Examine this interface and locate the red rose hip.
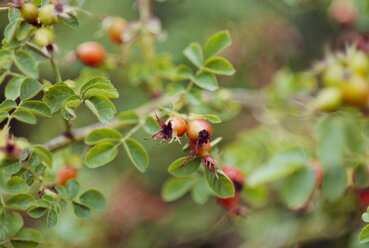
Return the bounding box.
[109,17,127,44]
[57,166,78,186]
[186,119,212,141]
[166,116,187,137]
[76,42,106,67]
[189,139,211,158]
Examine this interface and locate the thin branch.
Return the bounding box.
[41,89,266,152]
[42,94,180,151]
[50,58,62,82]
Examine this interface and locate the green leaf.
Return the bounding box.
[344,114,362,153]
[205,169,235,198]
[322,165,346,201]
[174,65,193,80]
[362,213,369,223]
[11,240,39,248]
[13,110,36,124]
[242,185,268,208]
[32,145,53,168]
[80,77,114,94]
[248,149,308,187]
[281,167,316,209]
[360,224,369,243]
[194,71,218,91]
[0,49,13,71]
[85,96,116,123]
[14,50,38,78]
[20,78,43,101]
[317,115,345,169]
[0,158,22,174]
[0,112,9,124]
[6,176,29,193]
[85,142,118,168]
[47,208,57,228]
[12,228,43,243]
[0,71,7,85]
[43,82,75,113]
[8,8,20,22]
[168,157,200,177]
[0,99,17,112]
[5,76,24,100]
[3,212,23,238]
[16,21,32,41]
[143,115,161,135]
[59,14,79,30]
[205,30,231,58]
[14,168,34,186]
[42,194,54,202]
[123,138,149,173]
[55,185,66,197]
[210,137,223,147]
[61,95,82,120]
[85,128,122,145]
[19,101,51,117]
[166,82,186,96]
[79,189,106,211]
[183,43,203,67]
[6,193,34,210]
[191,178,211,205]
[27,207,48,219]
[66,179,80,198]
[117,111,139,125]
[203,57,235,76]
[84,84,119,99]
[355,164,369,188]
[72,201,91,218]
[162,177,193,202]
[5,20,20,42]
[22,45,48,62]
[202,114,222,124]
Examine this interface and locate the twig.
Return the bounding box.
[42,94,180,151]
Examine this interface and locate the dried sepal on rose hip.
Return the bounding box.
[146,114,187,144]
[188,139,218,175]
[186,119,212,156]
[178,119,219,177]
[186,119,211,144]
[216,166,248,217]
[0,133,22,158]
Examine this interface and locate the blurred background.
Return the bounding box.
[2,0,369,247]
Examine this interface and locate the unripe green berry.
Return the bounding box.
[20,3,38,24]
[39,4,58,26]
[34,28,55,47]
[347,51,369,76]
[322,63,347,87]
[314,87,342,111]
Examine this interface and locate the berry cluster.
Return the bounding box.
[314,48,369,111]
[148,115,218,175]
[15,1,63,48]
[75,16,128,67]
[16,1,129,68]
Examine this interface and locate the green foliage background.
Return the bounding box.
[2,0,369,247]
